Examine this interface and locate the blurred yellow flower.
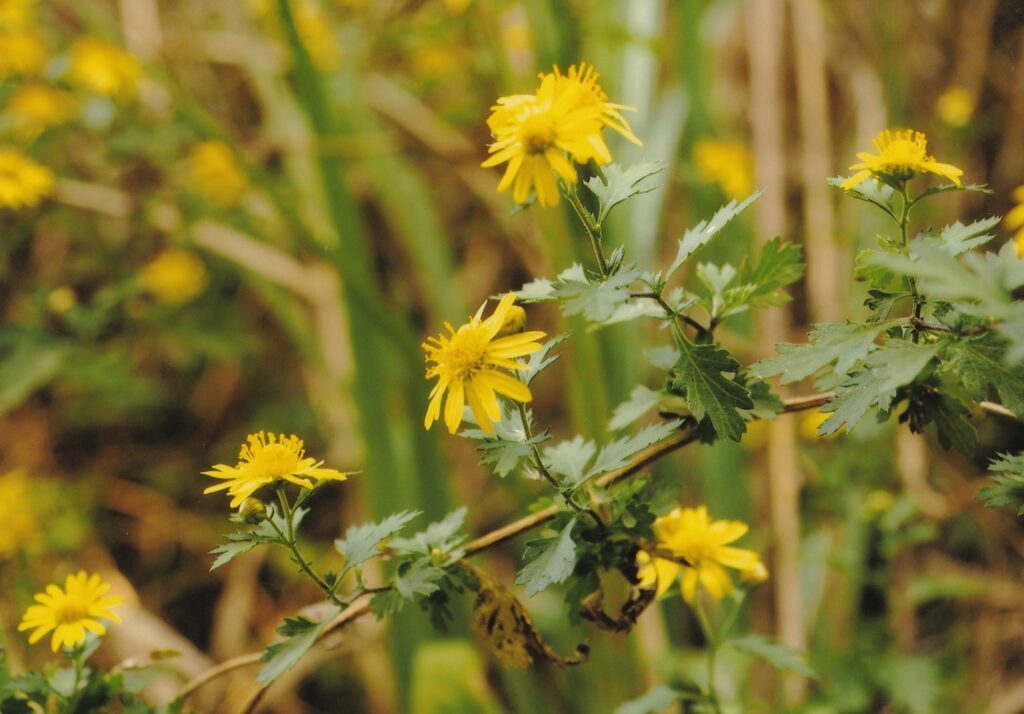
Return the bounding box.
[187,140,249,207]
[18,571,122,652]
[0,148,53,208]
[693,138,754,199]
[203,432,347,508]
[423,293,545,434]
[0,0,36,29]
[47,285,77,313]
[798,409,841,441]
[0,29,46,77]
[841,129,962,190]
[637,505,762,602]
[1005,186,1024,258]
[138,249,209,304]
[68,37,141,99]
[412,43,459,80]
[250,0,341,71]
[5,84,75,140]
[0,470,40,557]
[482,63,635,207]
[443,0,471,13]
[936,86,975,128]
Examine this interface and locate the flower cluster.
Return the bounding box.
[637,506,766,602]
[482,62,640,207]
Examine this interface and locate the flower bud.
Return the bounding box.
[238,497,267,524]
[497,304,527,336]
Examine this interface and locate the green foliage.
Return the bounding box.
[752,321,893,385]
[554,266,643,323]
[584,161,665,223]
[334,510,421,574]
[669,334,753,441]
[820,341,939,434]
[515,518,578,596]
[919,216,999,256]
[978,452,1024,515]
[543,420,680,490]
[667,192,762,278]
[734,237,805,308]
[390,508,468,562]
[613,685,685,714]
[941,335,1024,416]
[258,616,328,686]
[608,385,663,430]
[727,634,817,679]
[209,506,307,571]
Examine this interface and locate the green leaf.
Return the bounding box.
[584,420,683,483]
[258,616,328,685]
[820,341,940,434]
[913,182,993,203]
[584,161,665,223]
[614,685,685,714]
[670,335,753,441]
[394,559,447,600]
[209,510,293,571]
[827,175,897,218]
[978,452,1024,515]
[543,436,595,485]
[920,216,999,256]
[0,337,69,416]
[390,507,468,559]
[878,655,940,714]
[334,510,421,572]
[941,335,1024,417]
[667,192,761,278]
[554,267,641,323]
[209,538,261,571]
[524,333,568,385]
[608,385,663,431]
[515,519,577,596]
[751,321,893,385]
[735,238,804,308]
[515,264,586,303]
[728,634,817,679]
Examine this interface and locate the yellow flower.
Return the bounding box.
[0,148,53,208]
[693,138,754,200]
[936,86,975,128]
[841,129,963,190]
[0,469,39,557]
[423,293,546,434]
[138,249,209,304]
[1005,186,1024,258]
[797,410,841,441]
[203,432,347,508]
[637,506,762,602]
[187,140,249,207]
[68,37,141,99]
[5,84,75,141]
[481,62,636,207]
[0,29,46,77]
[18,571,122,652]
[0,0,35,29]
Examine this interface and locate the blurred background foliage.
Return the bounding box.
[2,0,1024,712]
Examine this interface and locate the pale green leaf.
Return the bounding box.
[584,161,665,223]
[609,385,663,431]
[515,519,577,596]
[751,321,894,385]
[543,436,595,485]
[258,616,328,685]
[334,510,421,572]
[728,634,817,679]
[667,192,761,278]
[554,267,641,323]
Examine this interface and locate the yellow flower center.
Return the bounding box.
[519,113,555,154]
[437,327,490,380]
[54,601,88,626]
[243,443,303,481]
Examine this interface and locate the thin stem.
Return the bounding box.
[274,490,344,607]
[514,401,606,530]
[630,291,709,336]
[897,184,924,341]
[563,184,609,278]
[693,596,720,700]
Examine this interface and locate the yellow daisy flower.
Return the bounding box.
[0,29,46,78]
[187,140,249,207]
[0,148,53,208]
[18,571,122,652]
[68,37,141,100]
[693,138,755,200]
[481,66,614,207]
[637,505,763,602]
[5,84,75,141]
[1005,186,1024,258]
[423,293,546,435]
[840,129,963,190]
[138,249,209,304]
[203,432,347,508]
[550,62,641,147]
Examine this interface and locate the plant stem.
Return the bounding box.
[563,183,609,278]
[897,184,924,341]
[514,401,606,530]
[274,490,345,607]
[694,596,720,702]
[630,290,709,337]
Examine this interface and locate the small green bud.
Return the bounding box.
[238,497,267,524]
